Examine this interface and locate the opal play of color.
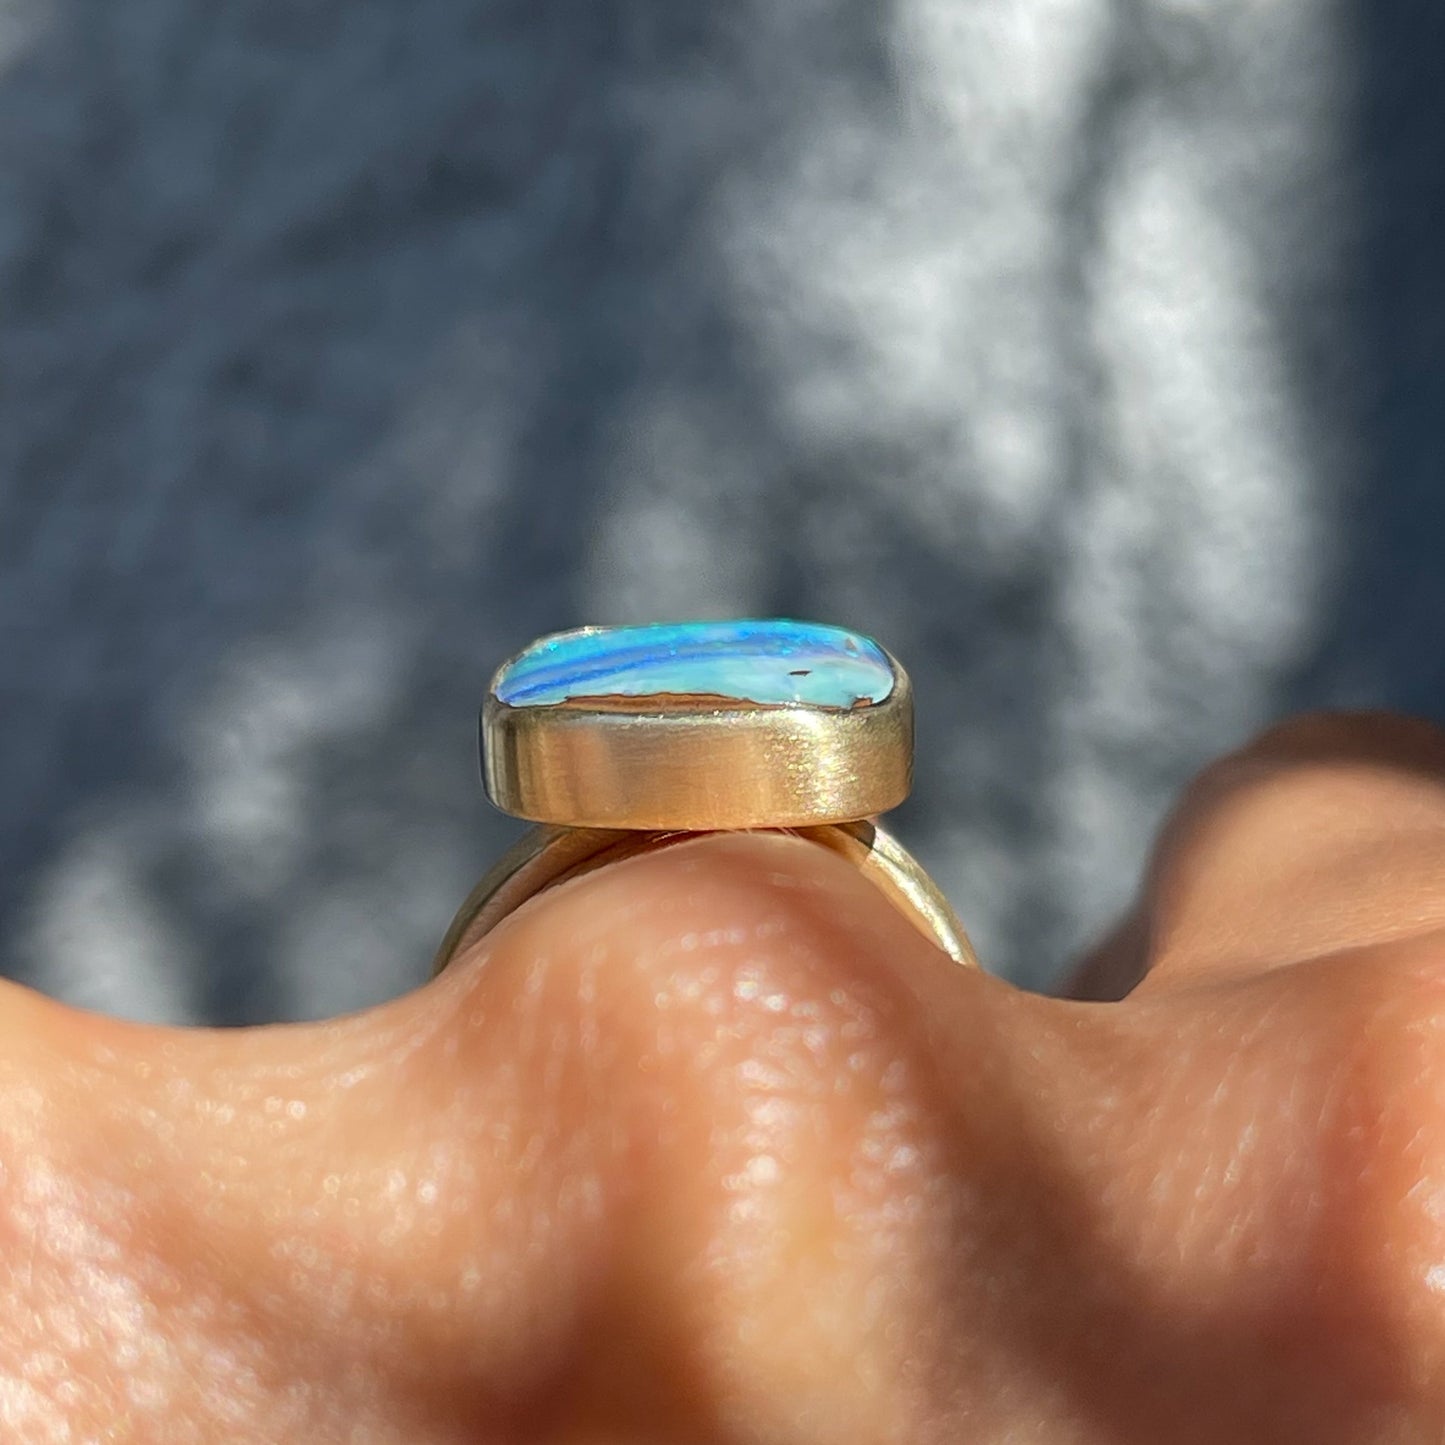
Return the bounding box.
[494,620,895,710]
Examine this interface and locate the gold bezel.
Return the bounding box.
[481,646,913,830]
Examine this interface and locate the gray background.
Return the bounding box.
[1,0,1441,1023]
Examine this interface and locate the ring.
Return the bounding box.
[431,619,978,973]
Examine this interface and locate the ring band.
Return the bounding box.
[432,620,977,972]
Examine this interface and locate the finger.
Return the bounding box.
[0,834,1040,1441]
[1074,927,1445,1440]
[7,830,1445,1441]
[1089,711,1445,994]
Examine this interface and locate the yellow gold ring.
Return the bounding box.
[431,620,977,972]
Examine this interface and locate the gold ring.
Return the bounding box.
[431,620,978,972]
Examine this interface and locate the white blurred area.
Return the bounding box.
[581,0,1351,985]
[0,0,1362,1017]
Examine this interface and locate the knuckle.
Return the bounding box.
[1145,712,1445,974]
[1178,710,1445,830]
[437,834,989,1432]
[1238,710,1445,770]
[1180,708,1445,804]
[1182,710,1445,815]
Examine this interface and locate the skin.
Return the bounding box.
[2,711,1445,1442]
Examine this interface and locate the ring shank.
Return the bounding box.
[431,821,978,975]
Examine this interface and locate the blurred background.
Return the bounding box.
[1,0,1441,1023]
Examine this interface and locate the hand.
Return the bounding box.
[3,712,1444,1443]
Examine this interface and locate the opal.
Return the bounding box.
[494,619,895,710]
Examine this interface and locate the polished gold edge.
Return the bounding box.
[482,652,914,830]
[430,821,978,976]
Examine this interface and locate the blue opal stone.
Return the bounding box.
[494,619,894,710]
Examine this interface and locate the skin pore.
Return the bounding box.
[2,712,1445,1442]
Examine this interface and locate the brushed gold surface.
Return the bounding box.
[482,652,913,830]
[430,821,978,974]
